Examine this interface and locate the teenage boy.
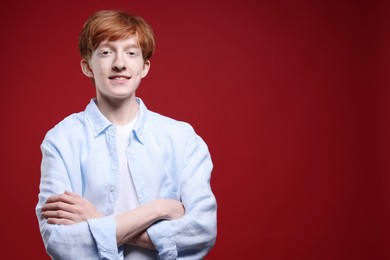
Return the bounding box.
[36,10,217,260]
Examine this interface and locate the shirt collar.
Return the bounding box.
[133,98,147,144]
[85,98,148,143]
[85,99,112,137]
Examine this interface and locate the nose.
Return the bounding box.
[112,54,126,72]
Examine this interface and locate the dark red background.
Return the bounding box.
[1,1,389,259]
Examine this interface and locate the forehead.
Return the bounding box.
[98,34,141,48]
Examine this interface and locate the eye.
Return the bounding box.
[127,51,139,57]
[100,50,112,56]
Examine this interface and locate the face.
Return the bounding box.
[81,35,150,102]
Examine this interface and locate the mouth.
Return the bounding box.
[108,75,131,80]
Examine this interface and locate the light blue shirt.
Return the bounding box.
[35,98,217,260]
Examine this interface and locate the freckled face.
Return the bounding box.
[81,35,150,102]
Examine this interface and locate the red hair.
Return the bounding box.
[78,10,155,60]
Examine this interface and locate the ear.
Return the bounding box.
[141,60,151,78]
[80,59,94,78]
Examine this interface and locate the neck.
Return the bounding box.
[96,95,139,126]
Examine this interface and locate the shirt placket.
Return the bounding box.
[105,125,119,215]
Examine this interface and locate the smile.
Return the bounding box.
[109,75,131,80]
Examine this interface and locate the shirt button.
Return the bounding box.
[109,186,115,192]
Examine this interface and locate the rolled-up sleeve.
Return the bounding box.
[147,124,217,259]
[36,141,120,260]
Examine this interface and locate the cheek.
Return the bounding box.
[130,59,148,74]
[136,64,149,76]
[137,67,146,76]
[92,63,110,77]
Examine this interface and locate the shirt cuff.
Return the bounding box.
[87,215,119,259]
[147,220,177,259]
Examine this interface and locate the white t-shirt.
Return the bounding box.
[114,115,156,259]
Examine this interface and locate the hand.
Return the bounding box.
[41,191,104,225]
[154,199,185,220]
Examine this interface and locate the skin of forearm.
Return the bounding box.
[125,231,155,250]
[115,200,168,245]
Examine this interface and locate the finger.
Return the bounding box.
[64,190,82,198]
[42,209,72,219]
[45,193,77,205]
[42,201,76,213]
[47,217,76,225]
[43,207,88,224]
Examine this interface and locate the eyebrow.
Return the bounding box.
[99,42,141,49]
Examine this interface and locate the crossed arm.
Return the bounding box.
[41,191,185,248]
